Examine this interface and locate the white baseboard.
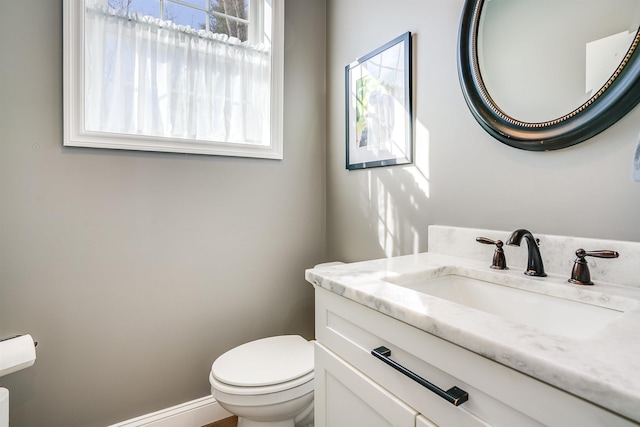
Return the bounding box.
[108,395,232,427]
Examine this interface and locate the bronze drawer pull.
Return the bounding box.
[372,346,469,406]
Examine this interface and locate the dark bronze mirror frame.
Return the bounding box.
[458,0,640,151]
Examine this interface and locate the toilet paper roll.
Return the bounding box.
[0,335,36,378]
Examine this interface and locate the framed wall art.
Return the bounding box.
[346,32,413,170]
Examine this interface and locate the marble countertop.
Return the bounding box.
[306,251,640,423]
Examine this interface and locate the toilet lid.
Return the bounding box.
[211,335,313,387]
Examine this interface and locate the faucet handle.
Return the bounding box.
[476,237,508,270]
[568,249,619,286]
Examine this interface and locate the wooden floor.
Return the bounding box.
[202,415,238,427]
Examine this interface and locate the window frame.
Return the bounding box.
[63,0,284,159]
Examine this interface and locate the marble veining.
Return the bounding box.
[306,226,640,423]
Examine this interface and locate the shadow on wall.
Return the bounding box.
[356,120,431,257]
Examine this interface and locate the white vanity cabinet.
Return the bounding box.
[314,287,638,427]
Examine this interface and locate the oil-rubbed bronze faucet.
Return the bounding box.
[506,229,546,277]
[569,249,619,285]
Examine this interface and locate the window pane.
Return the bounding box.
[108,0,161,18]
[165,1,207,29]
[211,0,248,20]
[210,15,249,41]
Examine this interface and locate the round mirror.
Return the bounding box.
[458,0,640,151]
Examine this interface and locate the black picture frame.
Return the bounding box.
[346,32,413,169]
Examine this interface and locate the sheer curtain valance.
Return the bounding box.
[84,5,271,146]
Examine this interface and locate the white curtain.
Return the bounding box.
[84,6,271,145]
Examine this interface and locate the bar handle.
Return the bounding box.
[371,346,469,406]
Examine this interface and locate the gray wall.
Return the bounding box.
[326,0,640,263]
[0,1,326,426]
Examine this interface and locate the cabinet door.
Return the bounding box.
[315,343,417,427]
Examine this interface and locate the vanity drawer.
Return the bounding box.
[315,287,637,427]
[315,343,418,427]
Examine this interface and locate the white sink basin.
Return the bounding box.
[389,273,625,339]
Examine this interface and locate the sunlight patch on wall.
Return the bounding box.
[411,121,431,197]
[365,121,431,257]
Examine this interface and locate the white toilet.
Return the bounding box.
[209,335,314,427]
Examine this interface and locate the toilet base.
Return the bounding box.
[214,390,313,427]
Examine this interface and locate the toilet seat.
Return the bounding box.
[211,335,314,395]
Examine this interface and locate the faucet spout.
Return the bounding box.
[506,229,546,277]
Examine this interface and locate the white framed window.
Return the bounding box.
[63,0,284,159]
